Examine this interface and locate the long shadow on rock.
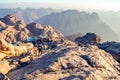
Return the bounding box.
[59,75,84,80]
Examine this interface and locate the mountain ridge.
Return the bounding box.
[35,10,119,42]
[0,8,118,42]
[0,8,55,23]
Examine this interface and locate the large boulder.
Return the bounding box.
[75,33,101,46]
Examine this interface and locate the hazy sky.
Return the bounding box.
[0,0,120,11]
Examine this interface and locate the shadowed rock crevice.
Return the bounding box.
[80,55,94,67]
[59,75,84,80]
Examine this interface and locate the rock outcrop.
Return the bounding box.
[75,33,101,46]
[1,14,18,25]
[75,33,120,64]
[98,41,120,63]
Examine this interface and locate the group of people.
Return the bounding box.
[27,36,65,56]
[34,38,46,55]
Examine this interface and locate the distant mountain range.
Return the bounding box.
[0,8,55,23]
[35,10,119,42]
[0,8,119,42]
[97,11,120,33]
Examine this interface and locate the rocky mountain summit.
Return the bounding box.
[0,14,120,80]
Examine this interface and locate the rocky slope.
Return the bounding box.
[6,40,120,80]
[36,10,119,42]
